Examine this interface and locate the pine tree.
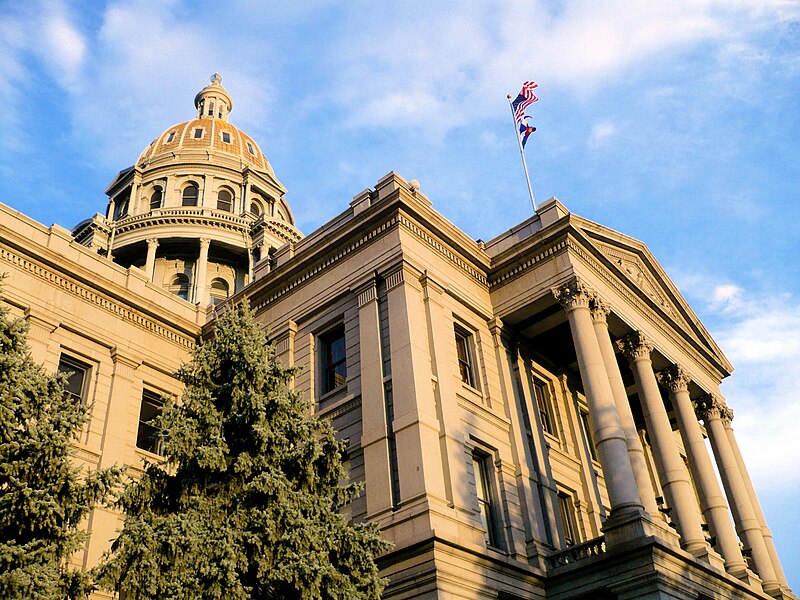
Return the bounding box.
[95,302,390,599]
[0,283,120,599]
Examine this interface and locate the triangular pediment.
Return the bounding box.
[571,217,732,372]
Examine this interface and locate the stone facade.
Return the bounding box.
[0,76,794,600]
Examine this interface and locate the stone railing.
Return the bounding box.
[544,536,607,569]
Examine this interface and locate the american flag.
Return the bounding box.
[511,81,539,123]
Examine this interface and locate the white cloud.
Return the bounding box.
[40,8,87,90]
[589,120,618,147]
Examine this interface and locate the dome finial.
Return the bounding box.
[211,72,222,85]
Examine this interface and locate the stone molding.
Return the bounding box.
[489,239,569,287]
[0,245,197,350]
[658,365,690,393]
[617,331,653,362]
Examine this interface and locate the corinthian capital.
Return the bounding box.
[589,295,610,323]
[658,364,690,393]
[552,277,593,311]
[617,331,653,362]
[694,394,733,424]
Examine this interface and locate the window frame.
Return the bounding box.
[557,489,581,547]
[318,324,347,397]
[192,127,204,139]
[578,405,598,461]
[182,183,199,207]
[149,187,163,210]
[216,188,233,212]
[221,131,231,144]
[471,449,504,550]
[136,389,165,456]
[57,354,91,405]
[533,378,556,437]
[454,324,479,390]
[166,131,175,143]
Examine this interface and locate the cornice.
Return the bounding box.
[0,244,198,351]
[488,238,570,287]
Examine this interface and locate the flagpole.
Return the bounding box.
[507,95,537,212]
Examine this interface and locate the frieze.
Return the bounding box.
[0,246,197,350]
[488,239,569,287]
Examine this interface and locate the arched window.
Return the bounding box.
[113,197,129,220]
[209,278,230,304]
[170,273,190,300]
[182,183,199,206]
[208,101,214,116]
[150,187,163,210]
[249,200,263,217]
[217,189,233,212]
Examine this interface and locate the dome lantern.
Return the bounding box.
[194,72,233,122]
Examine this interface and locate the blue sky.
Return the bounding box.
[1,0,798,586]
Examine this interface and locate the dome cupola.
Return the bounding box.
[72,74,302,307]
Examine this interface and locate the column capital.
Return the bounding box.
[658,364,690,393]
[552,277,593,311]
[199,237,211,249]
[695,393,733,424]
[146,237,159,247]
[589,295,611,323]
[617,331,653,362]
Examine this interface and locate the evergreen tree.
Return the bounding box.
[95,302,390,599]
[0,283,120,599]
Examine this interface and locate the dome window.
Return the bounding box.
[221,132,231,144]
[166,131,175,143]
[207,101,214,117]
[193,128,204,139]
[182,183,199,207]
[209,278,230,304]
[150,188,163,210]
[170,273,191,300]
[249,199,263,216]
[246,142,255,155]
[217,189,233,212]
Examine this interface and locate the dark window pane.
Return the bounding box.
[150,189,162,209]
[221,132,231,143]
[136,391,164,454]
[193,128,203,139]
[321,326,346,394]
[534,380,554,435]
[182,185,199,206]
[217,190,232,212]
[58,356,89,403]
[455,328,476,388]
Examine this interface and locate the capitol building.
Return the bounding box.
[0,75,794,600]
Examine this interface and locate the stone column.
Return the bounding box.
[619,332,707,557]
[697,395,781,596]
[589,298,662,520]
[552,279,643,521]
[724,420,790,589]
[355,279,394,518]
[145,238,159,281]
[659,366,746,576]
[193,238,210,305]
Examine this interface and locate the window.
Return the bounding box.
[149,187,163,210]
[533,379,555,435]
[473,451,502,548]
[193,128,203,139]
[166,131,175,143]
[578,408,597,461]
[557,490,580,547]
[208,101,214,116]
[113,197,129,220]
[209,278,229,304]
[136,390,164,455]
[454,326,478,388]
[57,355,90,404]
[182,183,199,206]
[246,141,255,155]
[320,325,346,394]
[221,131,231,144]
[217,189,233,212]
[170,273,191,300]
[249,199,263,216]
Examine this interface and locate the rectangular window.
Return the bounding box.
[193,128,203,139]
[57,355,90,403]
[473,451,502,549]
[320,325,347,395]
[578,408,597,461]
[454,326,478,388]
[221,131,231,143]
[246,142,255,155]
[557,490,580,547]
[533,379,555,435]
[136,390,164,455]
[166,131,175,142]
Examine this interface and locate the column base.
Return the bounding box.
[764,582,798,600]
[687,544,726,571]
[602,507,681,550]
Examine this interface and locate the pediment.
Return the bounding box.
[572,218,731,371]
